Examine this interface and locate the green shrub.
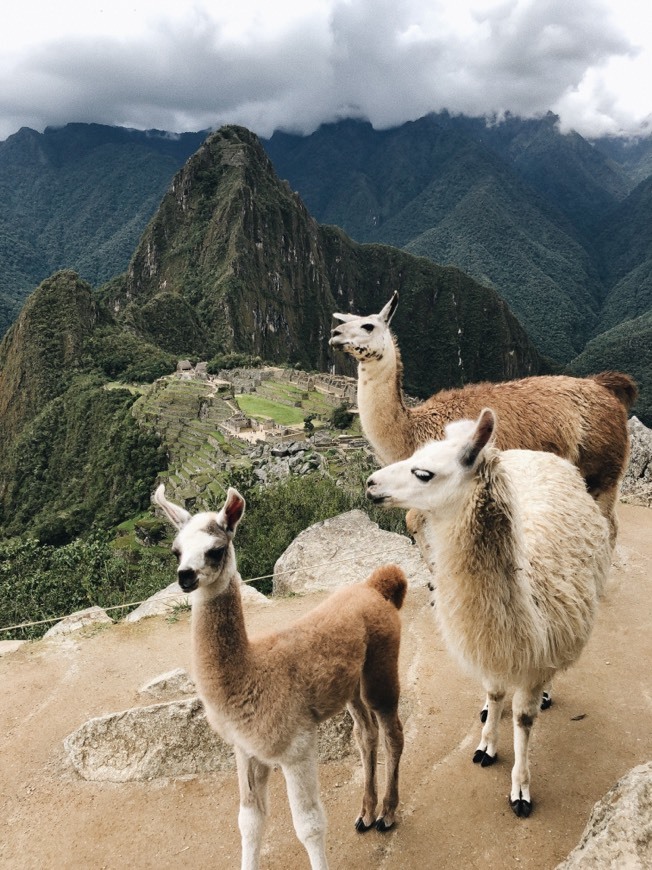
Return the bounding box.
[206,353,263,373]
[330,403,354,429]
[0,533,174,640]
[87,329,177,383]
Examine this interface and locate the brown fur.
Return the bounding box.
[190,559,407,849]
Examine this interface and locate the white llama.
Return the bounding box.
[366,409,610,817]
[154,484,406,870]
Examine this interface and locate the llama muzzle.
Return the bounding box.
[177,568,198,593]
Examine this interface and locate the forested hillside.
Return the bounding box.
[0,127,545,548]
[0,124,207,335]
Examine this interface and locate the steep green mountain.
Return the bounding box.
[0,271,166,541]
[1,115,651,375]
[0,126,548,544]
[0,124,207,335]
[592,135,652,188]
[106,125,546,392]
[569,310,652,426]
[595,175,652,334]
[434,112,631,238]
[263,116,606,362]
[0,271,100,445]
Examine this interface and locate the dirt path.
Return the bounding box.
[1,503,650,870]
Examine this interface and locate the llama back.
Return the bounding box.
[414,374,627,459]
[503,449,611,601]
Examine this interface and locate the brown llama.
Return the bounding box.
[330,291,637,547]
[154,484,406,870]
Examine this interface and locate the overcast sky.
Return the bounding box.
[1,0,651,143]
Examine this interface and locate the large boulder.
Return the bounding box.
[621,417,652,507]
[124,579,269,623]
[273,509,430,595]
[556,761,652,869]
[63,698,353,782]
[44,606,113,638]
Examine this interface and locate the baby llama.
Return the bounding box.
[154,484,406,870]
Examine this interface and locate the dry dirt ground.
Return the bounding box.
[1,503,650,870]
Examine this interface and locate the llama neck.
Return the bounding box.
[426,457,537,669]
[191,572,252,702]
[356,337,415,463]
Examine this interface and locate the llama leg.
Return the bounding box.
[347,690,379,831]
[361,656,404,831]
[282,744,328,870]
[593,484,619,549]
[474,683,505,766]
[374,707,404,831]
[235,746,271,870]
[509,686,542,818]
[482,682,548,723]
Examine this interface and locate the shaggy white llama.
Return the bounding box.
[366,409,611,816]
[154,484,406,870]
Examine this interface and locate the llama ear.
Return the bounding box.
[332,311,357,323]
[459,408,496,468]
[379,291,399,324]
[153,484,191,529]
[222,487,246,534]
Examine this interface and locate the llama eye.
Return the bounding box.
[361,323,375,332]
[412,468,435,483]
[171,549,181,563]
[206,546,225,561]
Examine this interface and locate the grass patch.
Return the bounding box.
[235,394,306,426]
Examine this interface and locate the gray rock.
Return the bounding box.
[621,417,652,507]
[123,582,189,623]
[64,698,232,781]
[124,580,269,623]
[64,699,353,782]
[556,761,652,869]
[44,606,113,638]
[273,509,431,595]
[138,668,196,699]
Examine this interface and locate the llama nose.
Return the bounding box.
[178,568,198,592]
[366,476,387,504]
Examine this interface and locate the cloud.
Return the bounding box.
[0,0,648,141]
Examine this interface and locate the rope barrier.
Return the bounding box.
[0,545,410,635]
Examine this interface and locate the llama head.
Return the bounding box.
[329,291,398,362]
[366,408,496,514]
[153,485,245,596]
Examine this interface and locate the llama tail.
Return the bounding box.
[366,564,408,610]
[590,371,638,410]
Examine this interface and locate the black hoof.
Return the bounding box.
[473,749,497,766]
[355,817,373,833]
[541,693,552,711]
[480,707,488,723]
[510,796,533,818]
[375,817,394,832]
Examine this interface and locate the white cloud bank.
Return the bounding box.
[0,0,650,142]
